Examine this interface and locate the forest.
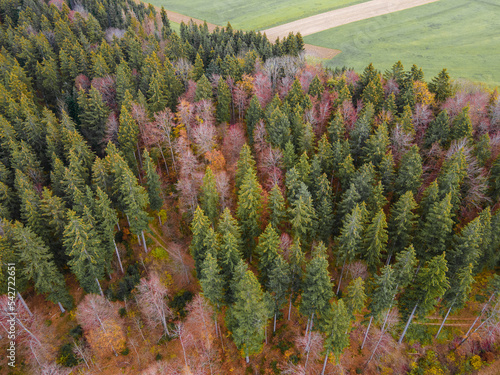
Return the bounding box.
[0,0,499,374]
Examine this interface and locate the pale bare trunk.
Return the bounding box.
[114,239,124,273]
[337,258,346,294]
[361,316,373,349]
[435,305,453,339]
[288,295,293,320]
[158,143,169,174]
[273,313,277,332]
[96,278,104,297]
[58,302,65,313]
[321,348,329,375]
[398,303,418,344]
[17,292,33,317]
[141,231,148,253]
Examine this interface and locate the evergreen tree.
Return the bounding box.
[474,133,491,166]
[300,242,334,331]
[245,95,262,144]
[345,277,367,315]
[219,230,242,303]
[147,71,169,114]
[77,87,109,153]
[289,183,316,246]
[315,173,334,242]
[195,74,212,102]
[429,68,452,102]
[63,209,105,295]
[417,193,454,261]
[288,239,305,319]
[308,75,323,98]
[363,122,389,167]
[235,143,256,191]
[424,110,450,148]
[449,106,473,142]
[200,251,224,317]
[350,103,375,162]
[115,61,135,108]
[143,149,163,212]
[255,223,280,286]
[268,184,286,229]
[322,299,351,374]
[237,168,264,259]
[192,53,204,81]
[447,216,483,275]
[267,254,291,331]
[363,209,388,272]
[226,269,269,363]
[200,166,219,225]
[394,145,423,197]
[216,77,231,123]
[267,106,291,148]
[387,191,418,262]
[190,206,212,278]
[379,151,395,194]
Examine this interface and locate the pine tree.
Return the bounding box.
[267,254,291,332]
[268,184,286,229]
[387,191,418,262]
[13,223,73,310]
[143,149,163,212]
[429,69,452,102]
[190,206,212,278]
[216,77,231,123]
[77,87,109,153]
[288,239,305,319]
[300,242,334,332]
[200,166,220,225]
[399,253,449,343]
[63,209,105,295]
[245,95,262,144]
[424,110,450,148]
[235,143,256,191]
[255,223,280,286]
[363,209,388,272]
[195,74,212,102]
[236,168,264,259]
[345,277,367,315]
[394,145,423,197]
[267,106,291,148]
[449,106,473,142]
[336,203,368,293]
[226,269,269,363]
[322,299,350,375]
[315,173,334,243]
[417,192,454,261]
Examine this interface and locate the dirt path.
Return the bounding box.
[261,0,439,41]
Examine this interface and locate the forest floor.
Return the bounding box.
[261,0,439,40]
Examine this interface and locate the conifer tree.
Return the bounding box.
[288,239,305,320]
[345,277,367,315]
[417,192,454,261]
[255,223,280,286]
[387,191,418,263]
[474,133,491,166]
[64,209,105,295]
[363,209,388,272]
[394,145,423,197]
[200,251,224,333]
[236,168,264,259]
[13,223,73,311]
[379,151,395,194]
[216,77,231,123]
[226,269,269,363]
[195,74,212,102]
[190,206,212,278]
[143,149,163,212]
[308,75,323,98]
[200,166,220,225]
[336,203,368,293]
[447,216,483,275]
[363,122,389,167]
[429,69,452,102]
[289,183,316,246]
[245,95,262,143]
[235,143,256,191]
[219,230,242,303]
[350,102,375,162]
[491,155,500,201]
[321,299,350,375]
[424,110,450,148]
[300,242,334,333]
[267,254,291,332]
[268,183,286,229]
[449,106,473,142]
[192,53,204,81]
[315,173,334,242]
[77,87,109,153]
[437,149,467,211]
[267,106,291,148]
[328,110,346,143]
[399,253,449,343]
[147,71,169,114]
[115,61,135,108]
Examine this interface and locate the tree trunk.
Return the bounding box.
[17,292,33,317]
[141,231,148,253]
[158,143,169,174]
[361,316,373,349]
[16,317,41,345]
[273,313,277,332]
[366,308,392,368]
[245,355,249,363]
[58,302,66,314]
[305,317,311,336]
[337,258,347,294]
[398,303,418,344]
[288,295,292,320]
[386,252,392,265]
[265,325,268,344]
[114,239,124,274]
[96,278,104,297]
[435,304,453,339]
[126,214,131,227]
[307,312,315,345]
[116,221,120,231]
[321,348,330,375]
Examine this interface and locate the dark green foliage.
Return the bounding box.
[394,145,423,197]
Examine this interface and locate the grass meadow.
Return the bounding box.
[303,0,500,87]
[150,0,367,30]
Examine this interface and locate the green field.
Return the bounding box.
[149,0,367,30]
[304,0,500,87]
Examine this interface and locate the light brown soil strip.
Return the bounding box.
[262,0,439,41]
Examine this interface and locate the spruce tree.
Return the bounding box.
[236,168,264,259]
[226,269,269,363]
[143,149,163,212]
[449,106,473,142]
[190,206,211,278]
[200,166,219,225]
[216,77,231,123]
[235,143,256,191]
[255,223,280,286]
[289,183,316,246]
[245,95,262,144]
[77,87,109,153]
[363,122,389,167]
[387,191,418,262]
[345,277,367,315]
[267,254,291,332]
[424,110,450,148]
[322,299,350,375]
[315,173,334,243]
[394,145,423,197]
[429,69,452,102]
[267,106,291,148]
[195,74,212,102]
[288,239,305,319]
[363,209,388,273]
[268,183,286,229]
[200,251,224,321]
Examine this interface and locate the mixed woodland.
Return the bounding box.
[0,0,500,374]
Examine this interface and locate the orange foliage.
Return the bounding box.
[205,149,226,171]
[86,320,126,358]
[413,81,435,106]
